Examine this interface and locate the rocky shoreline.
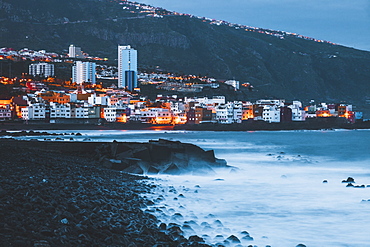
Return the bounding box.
[174,119,370,131]
[0,139,212,246]
[1,118,370,132]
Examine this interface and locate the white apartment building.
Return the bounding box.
[288,101,306,121]
[262,105,280,123]
[68,45,84,58]
[118,45,137,90]
[170,101,186,114]
[232,101,243,123]
[104,105,130,122]
[29,63,54,77]
[215,102,242,124]
[88,94,109,106]
[185,96,226,106]
[71,107,89,118]
[49,102,71,119]
[72,61,96,84]
[139,108,173,124]
[256,99,285,107]
[21,103,46,120]
[224,80,240,90]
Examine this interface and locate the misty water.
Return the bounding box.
[11,129,370,246]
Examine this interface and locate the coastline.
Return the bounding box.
[0,139,211,246]
[174,119,370,131]
[1,118,369,132]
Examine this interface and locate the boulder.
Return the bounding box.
[342,177,355,183]
[123,164,144,174]
[226,235,241,243]
[95,139,229,175]
[163,163,182,175]
[189,235,205,243]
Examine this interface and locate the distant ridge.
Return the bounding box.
[0,0,370,110]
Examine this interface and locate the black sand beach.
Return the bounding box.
[0,139,211,246]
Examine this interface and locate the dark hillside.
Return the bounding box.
[1,0,369,110]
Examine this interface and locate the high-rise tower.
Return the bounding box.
[68,44,84,58]
[72,61,96,84]
[118,45,137,90]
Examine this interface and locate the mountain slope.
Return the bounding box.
[1,0,369,106]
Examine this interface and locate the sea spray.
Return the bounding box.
[14,129,370,246]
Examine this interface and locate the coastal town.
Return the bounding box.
[0,45,364,126]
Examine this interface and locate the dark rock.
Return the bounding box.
[166,225,183,239]
[171,213,184,221]
[159,223,167,231]
[355,185,365,188]
[123,163,144,174]
[241,235,254,241]
[147,166,159,174]
[214,235,224,241]
[346,183,354,187]
[163,163,181,175]
[323,180,328,183]
[296,244,307,247]
[213,219,223,227]
[226,235,241,243]
[40,229,54,237]
[342,177,355,183]
[95,139,229,175]
[184,220,198,227]
[182,224,194,231]
[230,168,239,174]
[0,187,7,197]
[189,235,205,243]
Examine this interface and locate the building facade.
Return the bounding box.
[68,45,84,58]
[72,61,96,84]
[29,63,54,77]
[0,105,11,121]
[118,45,137,90]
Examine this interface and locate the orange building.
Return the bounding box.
[316,110,331,118]
[242,105,254,120]
[77,93,93,101]
[38,91,70,104]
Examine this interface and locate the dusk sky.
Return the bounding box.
[140,0,370,51]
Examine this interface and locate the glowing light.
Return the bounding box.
[117,114,127,123]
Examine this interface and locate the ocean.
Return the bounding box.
[13,129,370,246]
